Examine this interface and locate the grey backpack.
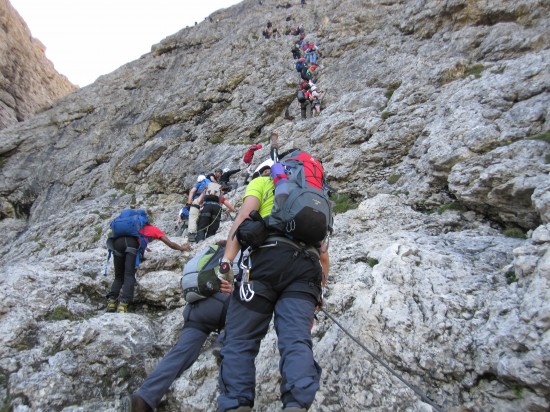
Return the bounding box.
[265,150,333,246]
[181,245,224,303]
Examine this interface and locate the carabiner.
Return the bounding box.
[240,281,255,302]
[239,256,255,302]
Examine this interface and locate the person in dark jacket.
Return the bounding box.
[299,85,312,119]
[206,169,223,183]
[220,167,242,193]
[119,242,235,412]
[291,44,301,59]
[195,183,236,242]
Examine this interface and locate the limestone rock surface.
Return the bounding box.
[0,0,76,130]
[0,0,548,411]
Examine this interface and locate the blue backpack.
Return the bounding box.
[295,60,306,72]
[179,206,190,221]
[104,209,150,274]
[193,179,211,200]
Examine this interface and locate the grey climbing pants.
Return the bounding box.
[135,293,229,409]
[217,240,322,411]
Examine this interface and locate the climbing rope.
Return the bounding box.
[197,204,223,233]
[320,308,445,412]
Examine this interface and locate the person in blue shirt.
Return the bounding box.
[187,175,211,242]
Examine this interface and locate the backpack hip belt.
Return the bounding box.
[262,235,320,260]
[106,237,138,257]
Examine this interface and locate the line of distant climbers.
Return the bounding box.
[289,24,325,119]
[261,13,325,119]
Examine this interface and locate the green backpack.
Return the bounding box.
[181,244,225,303]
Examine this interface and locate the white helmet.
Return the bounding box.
[197,174,206,182]
[253,159,274,177]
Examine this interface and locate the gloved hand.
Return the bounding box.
[270,162,288,185]
[218,260,234,283]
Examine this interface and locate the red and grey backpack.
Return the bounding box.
[265,150,333,246]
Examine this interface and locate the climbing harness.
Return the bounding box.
[104,237,139,276]
[320,309,445,412]
[197,203,223,233]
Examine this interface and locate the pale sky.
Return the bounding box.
[10,0,242,87]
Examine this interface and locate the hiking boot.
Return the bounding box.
[188,233,196,243]
[227,407,252,412]
[120,394,152,412]
[106,299,117,313]
[283,408,307,412]
[117,302,129,313]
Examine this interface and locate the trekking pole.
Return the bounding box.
[320,308,445,412]
[103,250,112,276]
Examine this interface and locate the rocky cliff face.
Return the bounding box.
[0,0,548,411]
[0,0,76,130]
